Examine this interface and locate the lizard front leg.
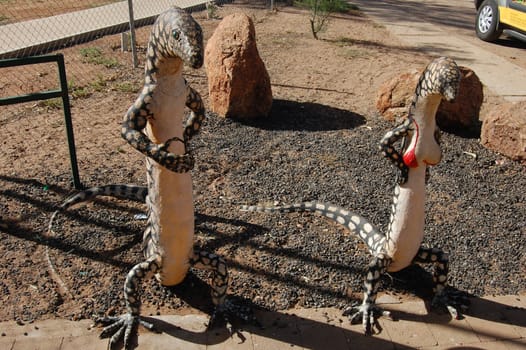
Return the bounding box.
[379,118,413,184]
[183,84,206,143]
[413,247,468,319]
[122,98,194,173]
[97,255,162,350]
[190,250,256,327]
[343,253,392,334]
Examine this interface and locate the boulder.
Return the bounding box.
[376,66,483,132]
[481,101,526,161]
[436,67,483,132]
[204,13,272,119]
[376,71,419,122]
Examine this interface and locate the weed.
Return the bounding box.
[295,0,355,39]
[68,80,91,99]
[206,1,218,19]
[38,98,62,109]
[79,47,120,68]
[90,75,108,92]
[113,82,138,93]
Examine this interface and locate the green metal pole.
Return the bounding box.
[56,54,82,189]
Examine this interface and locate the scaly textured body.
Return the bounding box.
[242,57,466,334]
[49,7,247,349]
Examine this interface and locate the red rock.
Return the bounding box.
[481,101,526,161]
[436,67,483,131]
[204,13,272,119]
[375,71,418,122]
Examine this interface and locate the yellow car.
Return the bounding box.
[475,0,526,42]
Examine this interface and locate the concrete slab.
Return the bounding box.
[0,296,525,349]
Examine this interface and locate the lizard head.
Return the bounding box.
[402,57,461,169]
[152,7,204,69]
[414,56,461,102]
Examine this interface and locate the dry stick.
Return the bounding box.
[45,211,74,301]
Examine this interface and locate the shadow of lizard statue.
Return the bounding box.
[240,56,469,335]
[48,6,254,349]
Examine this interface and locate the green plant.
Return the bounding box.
[114,81,138,93]
[79,47,119,68]
[206,1,218,19]
[89,74,108,92]
[295,0,354,39]
[37,98,62,109]
[68,80,91,99]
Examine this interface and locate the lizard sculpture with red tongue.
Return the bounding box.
[242,57,466,334]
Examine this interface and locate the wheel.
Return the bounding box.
[475,0,503,42]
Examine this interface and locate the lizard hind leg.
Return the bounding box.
[343,254,393,335]
[97,255,161,350]
[413,246,469,319]
[190,249,257,328]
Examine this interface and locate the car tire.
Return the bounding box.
[476,0,503,41]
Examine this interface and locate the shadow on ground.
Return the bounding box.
[239,99,366,132]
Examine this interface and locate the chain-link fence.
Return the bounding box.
[0,0,222,101]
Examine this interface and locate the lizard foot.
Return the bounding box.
[97,314,156,350]
[343,303,392,335]
[208,299,261,330]
[432,289,470,320]
[397,166,409,185]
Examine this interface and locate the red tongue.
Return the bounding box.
[403,148,418,168]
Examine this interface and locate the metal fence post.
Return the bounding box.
[127,0,139,68]
[56,54,82,189]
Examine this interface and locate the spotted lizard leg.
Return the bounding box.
[190,250,256,327]
[343,254,392,335]
[379,118,413,185]
[183,84,206,143]
[97,255,161,350]
[413,247,469,319]
[122,103,194,173]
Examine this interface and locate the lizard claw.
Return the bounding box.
[343,303,391,335]
[397,166,409,185]
[159,136,186,152]
[157,136,195,173]
[431,289,470,320]
[97,314,155,349]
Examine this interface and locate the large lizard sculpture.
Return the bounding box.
[241,57,466,334]
[48,7,250,349]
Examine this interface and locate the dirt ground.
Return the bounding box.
[1,1,524,326]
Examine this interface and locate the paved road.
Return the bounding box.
[351,0,526,102]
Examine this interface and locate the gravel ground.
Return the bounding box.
[2,104,525,323]
[191,108,526,311]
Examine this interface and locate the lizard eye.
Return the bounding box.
[172,30,180,40]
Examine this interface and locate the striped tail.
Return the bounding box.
[48,184,147,233]
[241,201,386,255]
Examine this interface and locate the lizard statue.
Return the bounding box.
[48,7,251,349]
[241,56,467,334]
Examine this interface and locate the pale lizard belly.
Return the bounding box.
[145,75,194,286]
[386,166,426,272]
